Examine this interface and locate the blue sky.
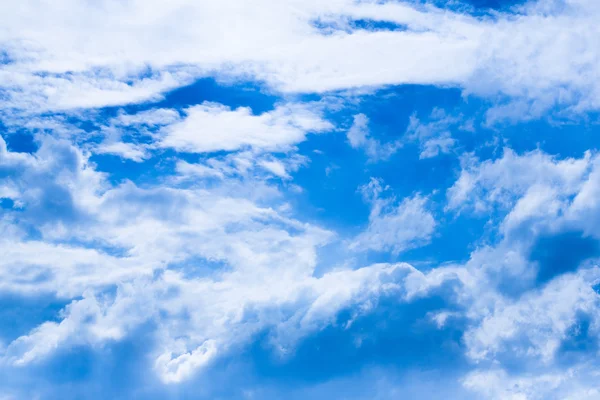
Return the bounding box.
[1,0,600,399]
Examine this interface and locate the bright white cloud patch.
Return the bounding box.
[159,102,332,153]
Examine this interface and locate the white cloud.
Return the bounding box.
[405,109,464,159]
[438,146,600,399]
[419,135,456,159]
[351,178,436,254]
[155,340,218,384]
[445,147,600,248]
[7,136,600,391]
[0,134,107,222]
[158,102,332,153]
[446,148,591,214]
[464,270,600,363]
[174,152,307,182]
[0,0,599,118]
[114,108,181,127]
[3,0,600,395]
[0,68,194,112]
[258,159,291,179]
[464,367,600,400]
[464,368,569,400]
[347,113,399,160]
[95,141,148,162]
[0,135,426,384]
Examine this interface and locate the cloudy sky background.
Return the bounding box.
[2,0,600,398]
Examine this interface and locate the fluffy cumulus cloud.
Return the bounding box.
[0,135,421,384]
[2,0,600,399]
[158,102,333,153]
